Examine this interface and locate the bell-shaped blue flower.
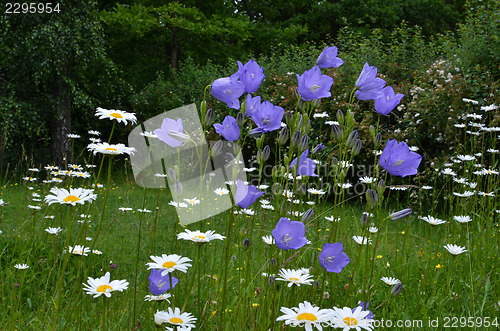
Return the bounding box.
[271,217,308,250]
[290,149,318,177]
[236,60,265,93]
[316,46,344,69]
[250,101,284,133]
[379,139,422,177]
[235,179,264,208]
[374,86,404,115]
[154,118,184,148]
[244,94,262,118]
[211,76,245,109]
[355,62,386,101]
[296,66,334,101]
[214,116,240,142]
[148,269,178,295]
[318,242,350,273]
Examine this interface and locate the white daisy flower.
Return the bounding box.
[368,227,378,233]
[325,216,340,222]
[325,120,340,125]
[67,133,80,139]
[276,301,331,330]
[214,188,229,196]
[329,306,374,330]
[70,171,91,178]
[261,204,275,210]
[183,198,200,205]
[154,307,197,329]
[88,130,100,135]
[88,142,136,156]
[421,185,433,190]
[14,263,29,270]
[95,107,137,125]
[420,215,447,225]
[352,236,371,245]
[443,244,467,255]
[452,177,468,184]
[359,176,376,184]
[45,227,62,235]
[67,245,90,256]
[140,131,158,139]
[240,208,255,215]
[27,205,42,210]
[243,167,257,172]
[147,254,192,275]
[441,168,457,176]
[44,215,55,219]
[313,111,329,118]
[118,207,133,211]
[481,104,498,111]
[257,184,269,189]
[144,293,171,302]
[487,148,499,153]
[408,146,419,152]
[177,229,225,243]
[453,191,475,197]
[307,188,326,195]
[276,268,314,287]
[137,208,152,213]
[28,168,40,172]
[456,154,476,161]
[262,235,275,245]
[481,168,498,175]
[92,250,102,255]
[44,188,97,206]
[381,277,401,285]
[453,215,472,223]
[454,123,466,128]
[478,191,495,197]
[0,199,6,206]
[89,137,101,143]
[82,272,128,298]
[22,177,37,181]
[338,183,353,189]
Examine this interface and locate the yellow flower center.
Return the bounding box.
[97,284,113,293]
[343,317,358,326]
[110,112,123,119]
[297,313,318,321]
[289,277,299,282]
[194,235,206,240]
[162,261,177,268]
[106,148,118,152]
[310,84,321,92]
[63,195,80,203]
[169,317,183,324]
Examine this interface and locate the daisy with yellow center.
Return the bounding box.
[67,245,91,256]
[147,254,192,276]
[87,142,136,156]
[329,306,374,330]
[44,188,97,206]
[275,268,314,287]
[177,229,225,243]
[276,301,331,330]
[154,307,197,329]
[82,272,128,298]
[95,107,137,125]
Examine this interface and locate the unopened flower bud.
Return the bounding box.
[262,145,271,162]
[272,183,282,196]
[297,113,303,129]
[302,208,314,222]
[366,189,379,207]
[168,130,190,143]
[352,139,362,155]
[236,112,244,126]
[204,108,215,126]
[249,128,264,137]
[278,127,289,145]
[174,181,183,195]
[392,283,403,296]
[377,179,385,195]
[360,213,368,227]
[285,111,294,127]
[337,109,345,125]
[312,143,324,154]
[331,124,342,141]
[210,140,223,157]
[346,130,358,148]
[243,238,250,249]
[390,208,412,220]
[299,134,309,152]
[280,201,287,213]
[298,183,307,195]
[167,167,176,182]
[369,125,376,140]
[374,133,382,147]
[224,152,235,163]
[291,131,301,149]
[313,280,320,289]
[270,258,277,266]
[268,276,275,286]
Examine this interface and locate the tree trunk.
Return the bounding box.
[50,77,71,167]
[170,27,179,71]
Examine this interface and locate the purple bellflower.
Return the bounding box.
[354,302,374,319]
[250,101,284,133]
[316,46,344,69]
[379,139,422,177]
[290,149,318,177]
[374,86,404,115]
[318,242,350,273]
[214,115,240,142]
[211,75,245,109]
[235,179,264,208]
[148,269,178,295]
[244,94,262,118]
[236,60,265,93]
[154,118,184,148]
[272,217,308,250]
[355,62,386,101]
[296,66,334,101]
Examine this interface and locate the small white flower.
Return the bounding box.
[381,277,401,285]
[443,244,467,255]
